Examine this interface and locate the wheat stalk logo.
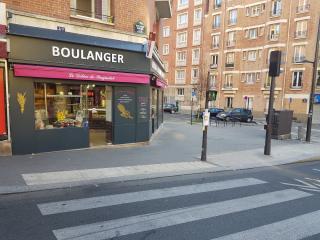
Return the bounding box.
[17,92,26,114]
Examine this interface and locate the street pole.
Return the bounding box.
[264,76,276,155]
[191,96,193,125]
[306,17,320,142]
[201,71,210,161]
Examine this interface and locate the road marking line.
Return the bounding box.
[211,210,320,240]
[38,178,267,215]
[313,168,320,172]
[22,162,214,186]
[53,189,311,240]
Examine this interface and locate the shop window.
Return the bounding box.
[70,0,113,23]
[34,83,86,130]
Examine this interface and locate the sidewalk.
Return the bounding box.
[0,117,320,195]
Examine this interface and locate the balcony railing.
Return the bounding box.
[212,23,221,29]
[70,8,114,23]
[176,60,186,66]
[296,4,310,13]
[210,63,218,69]
[270,9,281,17]
[176,42,187,48]
[268,34,279,41]
[192,58,200,65]
[211,43,220,49]
[226,40,236,47]
[223,84,233,89]
[264,83,271,89]
[293,56,306,63]
[228,19,237,25]
[225,63,235,68]
[294,31,307,38]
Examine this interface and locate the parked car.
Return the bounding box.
[216,108,253,122]
[199,108,224,118]
[163,103,178,114]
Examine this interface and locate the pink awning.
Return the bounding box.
[156,78,167,88]
[14,64,150,84]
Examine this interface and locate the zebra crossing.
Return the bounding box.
[36,176,320,240]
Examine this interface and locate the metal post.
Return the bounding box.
[201,71,210,161]
[191,96,193,125]
[306,18,320,142]
[264,76,276,155]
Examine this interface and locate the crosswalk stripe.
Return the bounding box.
[211,210,320,240]
[53,189,311,240]
[38,178,266,215]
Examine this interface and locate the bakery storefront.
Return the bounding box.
[8,26,164,155]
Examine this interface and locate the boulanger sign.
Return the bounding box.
[9,35,149,73]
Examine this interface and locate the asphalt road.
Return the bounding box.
[1,160,320,240]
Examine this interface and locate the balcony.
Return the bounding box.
[270,9,281,17]
[175,79,185,84]
[176,42,187,48]
[268,34,279,41]
[155,0,172,18]
[294,31,307,38]
[293,56,306,63]
[223,84,233,89]
[70,8,114,24]
[296,4,310,13]
[226,40,236,47]
[212,23,221,29]
[210,63,218,69]
[212,43,219,49]
[192,58,200,65]
[225,63,235,68]
[176,60,186,66]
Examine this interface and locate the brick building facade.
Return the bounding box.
[159,0,320,121]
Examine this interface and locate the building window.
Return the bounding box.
[227,31,236,47]
[226,52,235,67]
[293,45,306,63]
[248,28,257,39]
[70,0,113,23]
[209,75,217,89]
[247,51,257,61]
[292,71,303,88]
[163,26,170,37]
[192,48,200,65]
[297,0,310,13]
[225,97,233,108]
[194,0,202,6]
[229,9,237,25]
[178,0,188,9]
[176,32,188,48]
[176,51,187,66]
[193,29,201,45]
[176,70,186,84]
[269,24,280,40]
[211,54,219,68]
[214,0,222,9]
[212,35,220,48]
[163,44,169,55]
[295,21,308,38]
[271,0,282,16]
[177,13,188,29]
[224,74,233,88]
[194,8,202,25]
[212,14,221,29]
[244,73,259,84]
[177,88,185,96]
[191,68,199,83]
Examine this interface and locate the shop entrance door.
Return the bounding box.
[85,85,112,146]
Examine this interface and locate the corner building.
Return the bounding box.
[0,0,171,155]
[159,0,320,121]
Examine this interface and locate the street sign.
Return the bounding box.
[203,109,210,127]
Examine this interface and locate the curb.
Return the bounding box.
[1,156,320,196]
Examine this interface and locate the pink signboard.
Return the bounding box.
[14,64,150,84]
[156,78,167,88]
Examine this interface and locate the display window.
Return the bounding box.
[34,83,86,129]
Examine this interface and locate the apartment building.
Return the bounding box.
[159,0,320,121]
[0,0,171,155]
